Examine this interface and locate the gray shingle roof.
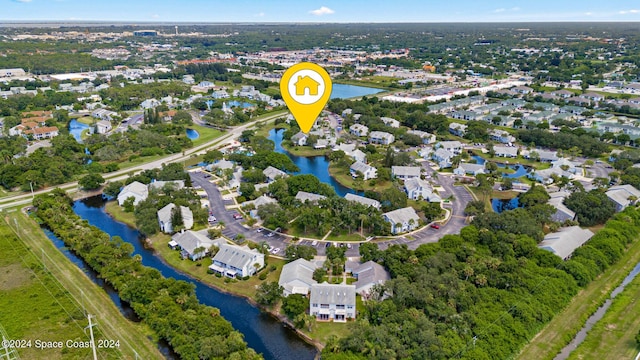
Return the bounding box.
[352,261,390,293]
[383,207,420,225]
[538,226,594,259]
[310,282,356,306]
[295,191,327,203]
[392,166,421,177]
[172,231,224,257]
[279,258,319,295]
[212,243,263,270]
[344,193,381,208]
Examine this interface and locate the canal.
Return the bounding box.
[47,196,318,360]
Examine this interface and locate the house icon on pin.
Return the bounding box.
[294,75,320,96]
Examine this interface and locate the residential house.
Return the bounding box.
[432,148,454,168]
[309,283,356,322]
[449,122,467,136]
[489,130,516,144]
[581,92,605,102]
[295,191,327,204]
[551,158,579,174]
[140,98,161,109]
[148,180,185,192]
[170,230,224,261]
[334,143,366,163]
[391,166,421,180]
[25,126,59,140]
[436,141,463,155]
[538,226,595,260]
[454,162,486,176]
[449,110,481,121]
[494,146,518,158]
[157,203,194,233]
[538,150,559,163]
[528,166,574,184]
[606,184,640,212]
[350,161,378,180]
[291,132,308,146]
[92,108,118,121]
[513,85,534,95]
[95,120,112,134]
[547,191,576,222]
[551,89,574,98]
[349,124,369,137]
[117,181,149,206]
[369,131,395,145]
[383,207,420,234]
[247,195,277,219]
[380,117,400,128]
[560,105,587,115]
[210,243,265,278]
[212,90,230,99]
[352,261,390,296]
[407,130,436,144]
[404,178,441,202]
[344,193,381,209]
[263,166,288,182]
[278,259,319,296]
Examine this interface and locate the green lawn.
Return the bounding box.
[300,321,351,346]
[284,144,328,157]
[104,201,136,227]
[2,211,162,360]
[190,125,224,147]
[328,163,392,192]
[517,235,640,360]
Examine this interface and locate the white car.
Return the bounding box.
[271,248,280,254]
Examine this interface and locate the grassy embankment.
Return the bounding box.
[1,210,162,360]
[567,271,640,360]
[517,232,640,360]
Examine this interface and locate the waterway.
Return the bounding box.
[331,84,383,99]
[472,155,529,179]
[69,119,91,143]
[269,128,359,197]
[65,196,317,360]
[491,197,520,213]
[555,261,640,360]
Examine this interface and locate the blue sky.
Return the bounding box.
[2,0,640,22]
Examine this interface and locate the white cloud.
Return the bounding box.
[309,6,335,16]
[493,8,505,13]
[255,12,265,17]
[14,0,32,3]
[619,9,639,14]
[493,7,519,13]
[151,14,159,19]
[585,12,593,16]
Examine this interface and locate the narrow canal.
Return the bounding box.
[47,196,317,360]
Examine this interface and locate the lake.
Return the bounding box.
[65,196,317,360]
[186,128,200,140]
[331,84,383,99]
[472,155,529,179]
[269,128,359,197]
[491,197,520,213]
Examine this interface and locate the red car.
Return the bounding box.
[430,224,440,229]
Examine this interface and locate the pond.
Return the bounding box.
[186,128,200,140]
[269,128,360,197]
[472,155,529,179]
[69,119,91,143]
[65,196,317,360]
[331,84,383,99]
[491,197,521,213]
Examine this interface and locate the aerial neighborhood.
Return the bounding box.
[3,21,640,360]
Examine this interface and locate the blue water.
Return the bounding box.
[69,119,91,143]
[269,128,359,197]
[331,84,383,99]
[70,197,316,360]
[186,128,200,140]
[227,100,254,108]
[472,155,529,179]
[491,197,521,213]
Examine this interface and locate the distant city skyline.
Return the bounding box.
[2,0,640,23]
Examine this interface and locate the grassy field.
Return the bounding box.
[190,124,224,147]
[567,270,640,359]
[1,210,163,360]
[284,143,328,157]
[328,163,392,192]
[517,235,640,360]
[149,232,285,300]
[104,201,136,227]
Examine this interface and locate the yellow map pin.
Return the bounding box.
[280,62,332,134]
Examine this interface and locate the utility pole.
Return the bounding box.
[86,315,98,360]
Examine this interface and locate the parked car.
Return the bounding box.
[311,240,318,246]
[430,223,440,229]
[267,232,275,237]
[256,228,263,233]
[232,213,243,220]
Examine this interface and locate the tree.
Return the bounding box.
[294,313,316,332]
[313,267,327,282]
[380,187,408,212]
[171,206,184,233]
[501,178,513,190]
[519,184,550,208]
[422,202,444,222]
[78,173,105,190]
[256,281,283,306]
[564,190,616,226]
[281,294,309,320]
[285,245,317,262]
[359,242,382,262]
[103,181,123,197]
[203,150,223,164]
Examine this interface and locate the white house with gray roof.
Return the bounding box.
[454,163,486,176]
[279,258,319,296]
[432,148,454,168]
[538,226,594,260]
[407,130,436,144]
[436,141,463,154]
[309,283,356,322]
[157,203,193,234]
[606,184,640,212]
[404,178,441,202]
[170,230,224,261]
[380,117,400,128]
[352,261,390,296]
[349,124,369,137]
[263,166,288,183]
[344,193,381,209]
[350,161,377,180]
[547,191,576,223]
[148,180,185,192]
[117,181,149,206]
[494,146,518,158]
[210,243,265,278]
[391,166,421,180]
[295,191,327,204]
[383,207,420,234]
[449,123,467,136]
[369,131,395,145]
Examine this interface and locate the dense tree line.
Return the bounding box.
[323,205,640,359]
[34,190,261,360]
[516,128,608,158]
